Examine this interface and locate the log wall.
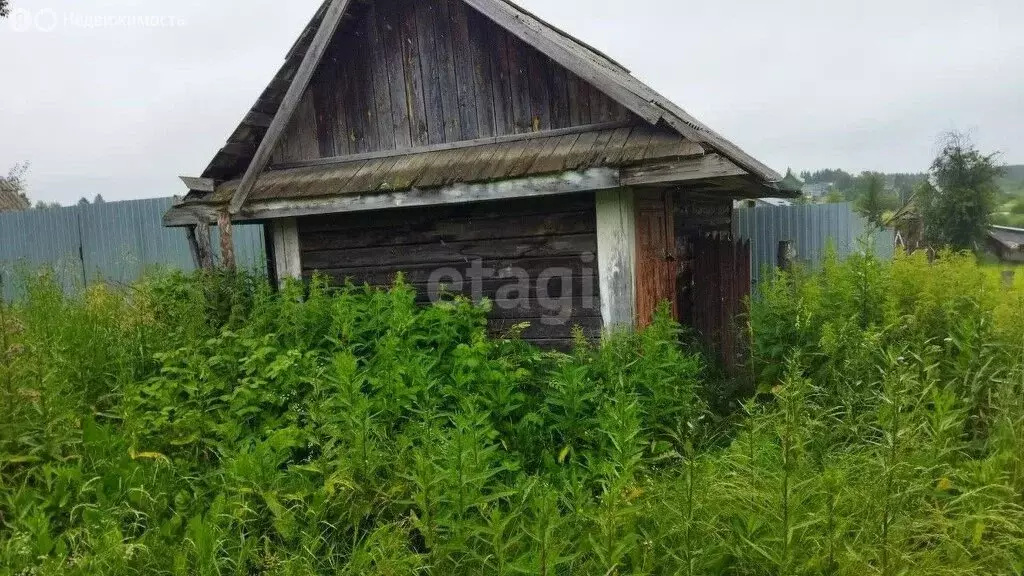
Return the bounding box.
[298,194,602,347]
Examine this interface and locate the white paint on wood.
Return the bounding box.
[272,218,302,286]
[595,188,636,330]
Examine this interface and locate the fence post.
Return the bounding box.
[777,240,796,271]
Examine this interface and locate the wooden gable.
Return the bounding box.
[271,0,632,166]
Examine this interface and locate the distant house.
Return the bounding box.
[164,0,798,349]
[803,182,832,199]
[988,226,1024,263]
[0,180,30,213]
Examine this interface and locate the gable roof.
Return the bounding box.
[196,0,784,192]
[0,180,30,213]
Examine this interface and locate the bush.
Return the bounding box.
[2,252,1023,575]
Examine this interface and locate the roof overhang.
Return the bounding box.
[166,151,784,227]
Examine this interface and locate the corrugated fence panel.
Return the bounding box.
[1,198,266,300]
[734,203,895,294]
[0,208,84,300]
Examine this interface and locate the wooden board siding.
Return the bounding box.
[634,190,677,327]
[298,194,602,346]
[271,0,631,165]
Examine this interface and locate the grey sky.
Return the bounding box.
[1,0,1022,205]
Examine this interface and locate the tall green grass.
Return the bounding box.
[1,251,1023,575]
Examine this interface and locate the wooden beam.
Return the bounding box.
[192,223,215,270]
[179,176,216,193]
[164,167,620,226]
[595,188,637,330]
[620,154,747,187]
[229,0,353,214]
[271,121,632,170]
[217,212,237,271]
[271,218,302,287]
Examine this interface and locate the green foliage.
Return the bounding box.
[3,254,1024,575]
[856,173,894,228]
[921,133,1005,251]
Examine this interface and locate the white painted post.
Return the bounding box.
[271,218,302,287]
[595,188,637,330]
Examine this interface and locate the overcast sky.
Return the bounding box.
[2,0,1022,205]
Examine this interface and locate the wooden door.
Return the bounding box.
[634,190,678,327]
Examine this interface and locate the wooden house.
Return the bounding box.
[988,226,1024,264]
[164,0,796,349]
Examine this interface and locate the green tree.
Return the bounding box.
[921,132,1004,251]
[856,173,888,227]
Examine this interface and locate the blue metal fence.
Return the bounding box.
[734,202,895,291]
[1,197,265,301]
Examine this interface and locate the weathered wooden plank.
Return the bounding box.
[311,257,598,287]
[273,121,629,169]
[164,169,616,227]
[434,0,462,142]
[302,210,595,251]
[397,0,429,147]
[466,8,496,138]
[528,133,580,174]
[461,0,663,124]
[489,26,515,136]
[505,32,532,134]
[228,0,353,214]
[618,126,657,165]
[564,130,601,171]
[527,49,552,131]
[595,188,636,329]
[303,233,597,269]
[179,176,216,193]
[413,0,445,145]
[366,3,397,151]
[549,66,570,129]
[599,126,636,166]
[311,65,339,158]
[301,193,594,233]
[448,0,479,140]
[272,218,303,286]
[331,44,353,156]
[620,153,746,186]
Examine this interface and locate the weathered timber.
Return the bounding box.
[297,194,601,347]
[272,218,303,286]
[179,176,216,193]
[620,153,744,186]
[595,188,636,329]
[228,0,353,214]
[217,211,237,271]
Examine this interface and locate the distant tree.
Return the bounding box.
[824,189,846,204]
[0,1,9,19]
[93,194,105,204]
[1,162,31,207]
[856,173,889,228]
[77,197,91,206]
[34,201,62,210]
[920,132,1004,251]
